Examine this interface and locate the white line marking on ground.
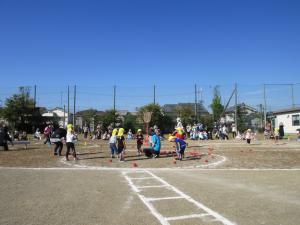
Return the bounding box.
[130,177,155,180]
[59,153,228,170]
[136,184,169,189]
[147,196,184,201]
[1,166,300,171]
[165,213,210,221]
[123,171,169,225]
[147,171,237,225]
[123,170,237,225]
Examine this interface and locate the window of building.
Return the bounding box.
[292,114,300,126]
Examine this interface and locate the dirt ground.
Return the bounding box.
[0,138,299,225]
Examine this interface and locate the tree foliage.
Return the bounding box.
[97,110,121,131]
[2,87,43,132]
[81,108,98,126]
[175,105,194,126]
[137,103,174,133]
[210,86,224,122]
[123,113,139,133]
[237,105,251,132]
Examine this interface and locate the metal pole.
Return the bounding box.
[67,85,70,124]
[113,85,116,111]
[73,85,76,128]
[235,83,238,132]
[34,85,36,109]
[291,84,295,108]
[260,104,263,129]
[264,84,267,125]
[154,84,156,105]
[113,85,116,127]
[63,105,66,128]
[194,84,197,122]
[60,91,63,108]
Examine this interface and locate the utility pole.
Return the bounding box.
[154,84,156,105]
[235,83,238,132]
[67,85,70,124]
[113,85,116,127]
[63,105,66,128]
[60,91,63,108]
[194,84,197,122]
[113,85,116,111]
[34,85,37,109]
[291,84,295,108]
[73,85,76,128]
[259,104,263,129]
[263,84,267,127]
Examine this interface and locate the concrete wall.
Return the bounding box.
[274,112,300,134]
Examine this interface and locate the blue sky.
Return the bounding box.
[0,0,299,111]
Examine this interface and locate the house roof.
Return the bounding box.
[225,103,257,113]
[163,102,209,115]
[270,107,300,115]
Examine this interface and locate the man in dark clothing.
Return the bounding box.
[51,126,67,156]
[0,125,13,151]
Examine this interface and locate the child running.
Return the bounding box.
[66,126,78,161]
[169,135,187,160]
[109,128,118,158]
[117,128,126,161]
[136,129,144,156]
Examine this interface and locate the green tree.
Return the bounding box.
[236,105,248,132]
[175,105,194,126]
[199,115,214,131]
[210,86,224,122]
[138,103,175,133]
[81,108,98,126]
[2,87,43,132]
[123,113,139,132]
[98,110,121,130]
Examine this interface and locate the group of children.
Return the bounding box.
[108,128,127,161]
[107,126,188,161]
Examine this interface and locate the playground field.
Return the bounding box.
[0,138,299,225]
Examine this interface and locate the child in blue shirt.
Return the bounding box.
[169,136,187,160]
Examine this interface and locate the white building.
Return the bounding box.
[42,107,70,127]
[270,107,300,134]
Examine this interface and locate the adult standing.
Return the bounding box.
[51,125,67,156]
[83,125,89,139]
[231,123,237,139]
[0,124,13,151]
[279,122,284,139]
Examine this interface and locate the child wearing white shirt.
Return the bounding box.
[66,129,78,161]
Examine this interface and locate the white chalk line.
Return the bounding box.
[57,153,227,171]
[123,170,237,225]
[147,196,185,201]
[1,166,300,171]
[165,213,210,221]
[130,177,155,180]
[136,184,169,189]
